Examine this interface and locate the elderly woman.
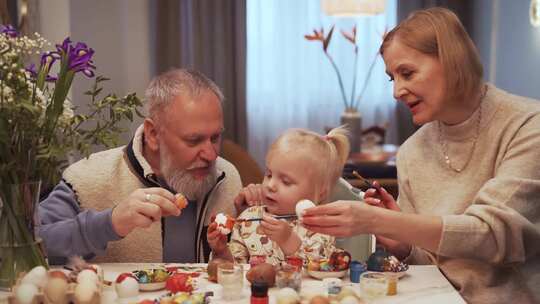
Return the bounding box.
[302,7,540,304]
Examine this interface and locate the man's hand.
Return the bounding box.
[111,188,180,237]
[207,222,228,255]
[233,184,264,215]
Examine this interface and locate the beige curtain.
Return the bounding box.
[150,0,247,147]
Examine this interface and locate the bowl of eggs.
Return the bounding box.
[306,249,352,280]
[131,268,170,291]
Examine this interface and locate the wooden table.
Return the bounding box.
[0,263,465,303]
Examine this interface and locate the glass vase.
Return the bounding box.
[340,109,362,153]
[0,181,48,288]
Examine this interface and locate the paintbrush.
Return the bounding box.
[352,170,382,192]
[236,214,298,223]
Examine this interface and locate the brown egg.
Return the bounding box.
[246,263,276,286]
[310,295,330,304]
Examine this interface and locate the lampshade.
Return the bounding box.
[531,0,540,27]
[321,0,386,17]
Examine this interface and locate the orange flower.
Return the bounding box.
[304,25,335,52]
[304,23,382,112]
[341,25,357,44]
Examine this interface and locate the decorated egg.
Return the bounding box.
[175,193,188,210]
[330,249,352,271]
[21,265,47,288]
[15,283,39,304]
[307,259,320,271]
[319,259,333,271]
[295,199,315,219]
[165,273,195,293]
[153,268,170,282]
[115,273,139,298]
[382,255,409,272]
[212,213,235,235]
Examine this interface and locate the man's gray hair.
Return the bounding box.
[145,68,224,118]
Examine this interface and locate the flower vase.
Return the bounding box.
[340,109,362,153]
[0,181,48,288]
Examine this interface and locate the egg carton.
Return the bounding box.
[7,275,103,304]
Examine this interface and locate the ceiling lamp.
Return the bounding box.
[531,0,540,27]
[321,0,386,17]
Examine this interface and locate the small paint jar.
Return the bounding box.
[349,261,367,283]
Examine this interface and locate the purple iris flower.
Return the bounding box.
[55,37,96,77]
[26,63,57,82]
[0,24,18,38]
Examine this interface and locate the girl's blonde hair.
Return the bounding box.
[267,126,350,202]
[379,7,483,104]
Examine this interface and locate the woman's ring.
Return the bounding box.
[145,193,153,202]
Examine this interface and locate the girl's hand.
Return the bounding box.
[234,184,265,215]
[207,222,228,255]
[260,214,292,245]
[260,214,301,255]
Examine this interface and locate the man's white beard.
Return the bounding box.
[159,145,217,201]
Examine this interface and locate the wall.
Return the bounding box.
[472,0,540,99]
[38,0,152,145]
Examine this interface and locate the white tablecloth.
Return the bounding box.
[101,263,464,304]
[1,264,465,304]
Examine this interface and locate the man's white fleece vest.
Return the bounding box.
[63,134,241,262]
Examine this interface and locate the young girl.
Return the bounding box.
[207,127,350,265]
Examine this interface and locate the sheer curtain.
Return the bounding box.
[247,0,397,166]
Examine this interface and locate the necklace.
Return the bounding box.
[438,86,487,173]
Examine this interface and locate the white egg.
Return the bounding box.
[21,265,47,288]
[75,281,97,304]
[77,269,99,285]
[276,287,300,304]
[295,199,316,219]
[115,276,139,298]
[340,295,361,304]
[15,283,39,304]
[45,277,69,303]
[299,288,323,302]
[337,286,359,301]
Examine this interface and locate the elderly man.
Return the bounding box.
[39,69,242,263]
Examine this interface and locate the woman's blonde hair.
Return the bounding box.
[267,126,350,202]
[379,7,483,103]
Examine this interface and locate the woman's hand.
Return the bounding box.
[207,222,228,255]
[363,181,400,211]
[260,214,301,255]
[233,184,265,215]
[301,201,374,237]
[357,182,411,259]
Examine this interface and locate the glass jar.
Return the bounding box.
[276,264,302,292]
[218,264,244,301]
[359,272,387,300]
